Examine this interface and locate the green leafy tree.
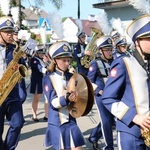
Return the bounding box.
[30,32,36,39]
[10,0,63,10]
[10,0,26,29]
[62,17,67,22]
[33,0,63,10]
[0,6,4,17]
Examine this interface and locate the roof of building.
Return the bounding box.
[93,0,129,9]
[70,18,101,36]
[22,8,49,20]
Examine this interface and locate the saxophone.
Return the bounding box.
[0,39,27,106]
[80,27,103,68]
[142,130,150,147]
[141,110,150,147]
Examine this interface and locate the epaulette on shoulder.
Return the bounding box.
[118,53,130,60]
[95,56,102,61]
[45,71,53,77]
[112,54,127,65]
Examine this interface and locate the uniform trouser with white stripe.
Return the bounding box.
[89,122,102,143]
[0,101,24,150]
[94,95,114,150]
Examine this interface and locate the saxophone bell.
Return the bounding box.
[19,65,27,78]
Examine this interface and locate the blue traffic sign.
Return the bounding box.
[38,18,51,31]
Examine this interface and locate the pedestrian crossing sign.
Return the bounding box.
[38,18,51,31]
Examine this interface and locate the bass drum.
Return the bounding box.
[67,73,94,118]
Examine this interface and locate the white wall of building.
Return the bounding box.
[105,6,141,43]
[63,18,78,43]
[106,6,140,21]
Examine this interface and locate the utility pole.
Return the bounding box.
[18,0,21,29]
[78,0,80,19]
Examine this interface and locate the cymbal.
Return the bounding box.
[67,73,94,118]
[81,73,94,116]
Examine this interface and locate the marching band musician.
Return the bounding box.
[101,14,150,149]
[43,41,85,150]
[13,24,29,66]
[30,44,48,122]
[87,35,114,150]
[111,30,120,40]
[13,25,30,69]
[111,30,120,49]
[113,36,128,59]
[13,24,20,44]
[73,30,88,75]
[13,24,27,104]
[0,16,25,150]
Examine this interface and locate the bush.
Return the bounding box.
[30,32,36,39]
[71,60,77,68]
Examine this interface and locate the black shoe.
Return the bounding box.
[43,117,48,121]
[92,142,100,150]
[88,138,100,150]
[31,117,39,122]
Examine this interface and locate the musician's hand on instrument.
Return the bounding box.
[13,64,19,71]
[133,115,150,132]
[67,91,78,102]
[85,51,92,56]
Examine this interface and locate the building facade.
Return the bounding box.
[93,0,144,42]
[21,8,101,44]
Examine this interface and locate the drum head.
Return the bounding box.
[67,73,94,118]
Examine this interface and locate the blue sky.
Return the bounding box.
[22,0,103,19]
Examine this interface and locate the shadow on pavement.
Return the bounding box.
[19,126,47,141]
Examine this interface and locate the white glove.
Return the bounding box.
[42,67,47,74]
[77,53,83,58]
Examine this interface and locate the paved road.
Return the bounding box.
[4,76,117,150]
